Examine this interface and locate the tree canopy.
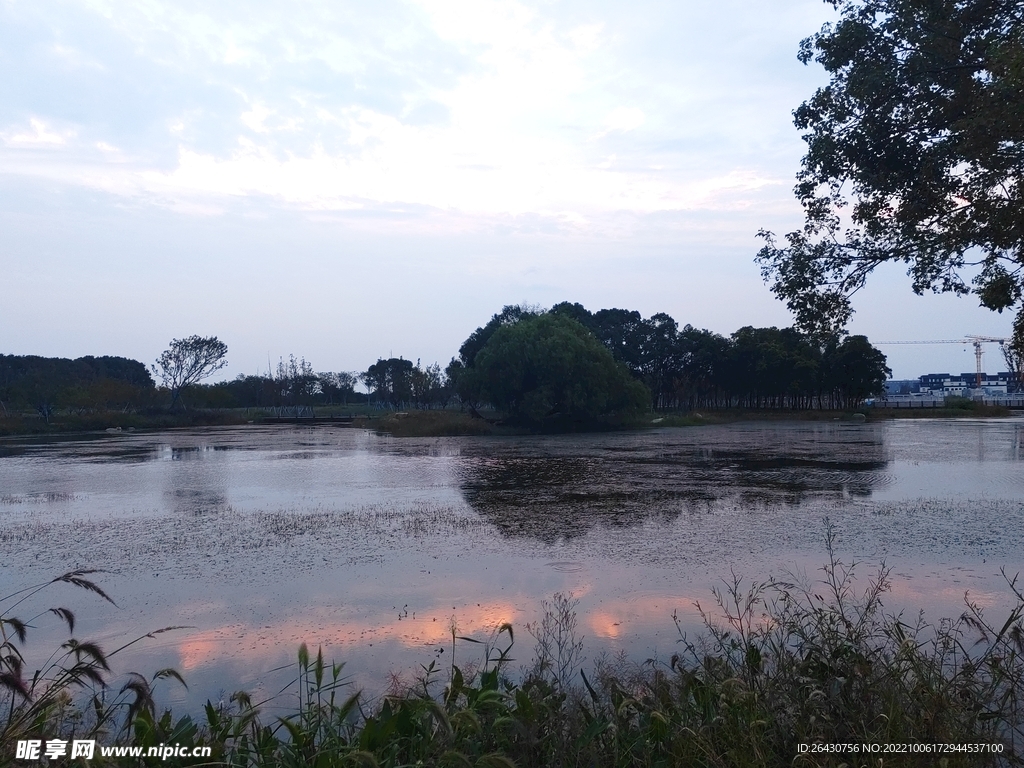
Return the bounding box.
[547,303,891,410]
[757,0,1024,336]
[462,312,650,423]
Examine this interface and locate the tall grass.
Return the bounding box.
[0,571,187,763]
[3,529,1022,766]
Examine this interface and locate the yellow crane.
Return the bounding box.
[875,336,1010,387]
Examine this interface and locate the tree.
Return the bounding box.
[410,360,446,407]
[822,334,891,408]
[549,301,597,331]
[153,336,228,409]
[757,0,1024,336]
[728,327,822,409]
[636,313,682,409]
[362,358,415,407]
[448,305,542,407]
[456,304,542,369]
[465,313,649,423]
[319,372,358,404]
[275,355,319,405]
[591,308,646,375]
[675,326,731,410]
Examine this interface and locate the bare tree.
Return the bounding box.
[153,336,228,409]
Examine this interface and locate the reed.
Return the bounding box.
[0,571,187,761]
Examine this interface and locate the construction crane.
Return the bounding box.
[875,335,1010,387]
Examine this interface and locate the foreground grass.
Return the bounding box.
[3,528,1023,767]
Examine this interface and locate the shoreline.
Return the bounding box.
[0,402,1016,439]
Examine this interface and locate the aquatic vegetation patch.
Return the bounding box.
[0,503,491,581]
[0,492,78,505]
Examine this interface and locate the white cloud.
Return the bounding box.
[50,43,106,70]
[596,106,646,138]
[240,103,272,134]
[4,0,1003,378]
[2,118,74,147]
[3,0,808,228]
[565,23,604,53]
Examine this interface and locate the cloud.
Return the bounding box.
[1,0,1011,379]
[0,0,816,229]
[596,106,646,137]
[2,118,74,147]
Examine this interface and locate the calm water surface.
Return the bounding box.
[2,419,1023,710]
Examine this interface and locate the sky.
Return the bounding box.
[1,0,1016,380]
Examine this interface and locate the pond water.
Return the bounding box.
[2,418,1023,712]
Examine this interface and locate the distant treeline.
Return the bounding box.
[186,356,363,409]
[183,357,450,410]
[0,354,155,420]
[0,353,362,418]
[1,304,890,420]
[445,303,890,412]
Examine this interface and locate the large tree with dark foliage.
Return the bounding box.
[757,0,1024,336]
[728,326,822,409]
[464,313,650,423]
[446,305,543,406]
[823,334,892,407]
[363,357,415,407]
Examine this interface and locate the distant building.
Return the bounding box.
[884,379,920,395]
[916,372,1011,396]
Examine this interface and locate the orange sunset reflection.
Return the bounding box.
[586,592,705,640]
[174,600,521,672]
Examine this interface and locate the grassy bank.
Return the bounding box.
[361,410,652,437]
[352,410,499,437]
[360,402,1016,437]
[867,403,1012,420]
[4,531,1023,767]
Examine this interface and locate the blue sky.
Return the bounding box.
[1,0,1015,379]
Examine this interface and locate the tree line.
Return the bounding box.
[0,346,360,417]
[446,303,890,415]
[1,306,890,422]
[187,357,362,410]
[0,354,155,422]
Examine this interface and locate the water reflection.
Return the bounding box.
[2,418,1023,712]
[157,445,230,515]
[458,425,892,542]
